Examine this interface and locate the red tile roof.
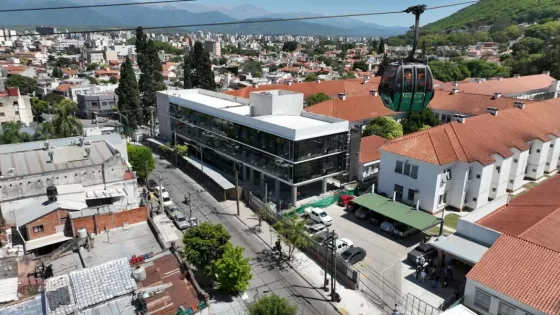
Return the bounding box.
[54,83,78,93]
[477,174,560,252]
[380,98,560,166]
[437,74,556,96]
[225,78,381,99]
[360,135,389,163]
[467,234,560,315]
[429,91,537,116]
[306,94,396,122]
[61,68,78,75]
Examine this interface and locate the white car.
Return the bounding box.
[307,208,333,226]
[305,223,327,237]
[328,238,354,254]
[173,211,189,230]
[154,186,174,207]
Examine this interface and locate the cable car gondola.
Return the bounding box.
[378,5,435,112]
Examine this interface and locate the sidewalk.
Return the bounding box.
[219,200,384,315]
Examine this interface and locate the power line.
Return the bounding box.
[0,0,197,13]
[6,1,479,37]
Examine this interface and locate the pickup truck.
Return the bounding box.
[327,238,354,254]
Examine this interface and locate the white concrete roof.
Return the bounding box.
[430,234,490,265]
[180,92,243,109]
[25,233,72,252]
[440,304,477,315]
[253,115,329,130]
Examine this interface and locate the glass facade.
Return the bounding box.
[170,103,348,184]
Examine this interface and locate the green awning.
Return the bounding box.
[352,193,442,231]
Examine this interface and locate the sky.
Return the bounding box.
[195,0,471,27]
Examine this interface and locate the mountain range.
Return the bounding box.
[0,0,408,37]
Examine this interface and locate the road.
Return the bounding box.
[150,156,341,315]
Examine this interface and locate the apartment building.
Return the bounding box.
[86,50,105,64]
[77,92,118,119]
[157,89,349,206]
[377,99,560,213]
[204,40,221,57]
[0,88,33,125]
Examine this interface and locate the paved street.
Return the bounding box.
[150,156,341,315]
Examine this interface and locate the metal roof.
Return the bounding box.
[352,193,442,231]
[67,205,119,219]
[0,295,44,315]
[16,198,59,226]
[430,234,490,265]
[183,155,235,190]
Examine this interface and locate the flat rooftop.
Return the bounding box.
[79,222,162,268]
[253,115,329,129]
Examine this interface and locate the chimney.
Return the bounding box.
[514,101,526,110]
[44,141,50,150]
[494,92,502,99]
[487,107,499,116]
[452,81,458,87]
[362,76,369,84]
[370,90,378,97]
[451,88,459,95]
[453,114,466,124]
[286,80,293,86]
[316,79,321,84]
[338,93,347,101]
[543,70,551,76]
[514,74,520,79]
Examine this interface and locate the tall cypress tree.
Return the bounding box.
[184,54,193,89]
[115,56,141,131]
[378,37,385,54]
[135,27,147,74]
[135,27,164,122]
[187,41,216,91]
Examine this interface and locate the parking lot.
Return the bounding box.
[319,203,453,312]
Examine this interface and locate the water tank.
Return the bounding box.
[77,228,87,239]
[132,265,146,281]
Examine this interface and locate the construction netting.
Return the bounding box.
[290,189,357,216]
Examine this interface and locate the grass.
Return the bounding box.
[444,213,460,230]
[426,225,453,236]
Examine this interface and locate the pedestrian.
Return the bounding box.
[443,275,449,289]
[275,239,282,253]
[419,255,426,267]
[420,268,427,283]
[415,264,422,279]
[430,266,436,280]
[392,304,399,315]
[432,275,439,289]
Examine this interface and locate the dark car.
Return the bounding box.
[369,212,386,225]
[147,179,158,191]
[407,243,437,264]
[340,247,367,265]
[393,222,419,238]
[345,201,360,212]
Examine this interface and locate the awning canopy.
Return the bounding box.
[183,156,235,190]
[430,234,489,265]
[25,233,72,252]
[352,193,442,231]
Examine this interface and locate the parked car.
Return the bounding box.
[338,195,355,206]
[173,211,189,230]
[305,223,327,237]
[345,202,360,212]
[407,243,437,264]
[392,222,419,238]
[380,220,395,233]
[369,212,385,225]
[154,186,173,207]
[313,230,338,245]
[147,179,158,191]
[355,207,373,220]
[340,247,367,265]
[328,238,354,254]
[164,204,179,217]
[307,208,333,226]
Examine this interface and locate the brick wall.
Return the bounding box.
[25,210,70,241]
[71,207,148,235]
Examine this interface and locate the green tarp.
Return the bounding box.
[352,193,442,231]
[292,189,356,215]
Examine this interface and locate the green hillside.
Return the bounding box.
[424,0,560,33]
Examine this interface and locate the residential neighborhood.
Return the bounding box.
[0,0,559,315]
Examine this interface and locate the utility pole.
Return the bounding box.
[159,173,164,214]
[323,227,329,292]
[235,169,240,216]
[264,183,268,203]
[149,106,155,138]
[331,229,337,302]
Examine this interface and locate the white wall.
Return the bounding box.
[488,154,512,200]
[507,148,529,191]
[464,162,494,210]
[447,162,470,210]
[359,160,379,182]
[545,135,560,173]
[526,139,550,180]
[464,279,545,315]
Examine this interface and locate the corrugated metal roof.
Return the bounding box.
[44,274,75,315]
[0,295,44,315]
[16,198,59,226]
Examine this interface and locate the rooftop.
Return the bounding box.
[359,135,389,163]
[429,90,537,116]
[305,94,396,122]
[477,174,560,252]
[437,74,557,96]
[467,234,560,315]
[380,98,560,166]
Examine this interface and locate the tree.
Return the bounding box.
[86,63,99,71]
[282,41,298,52]
[376,54,390,77]
[428,61,468,82]
[109,76,118,84]
[378,37,385,53]
[304,74,318,82]
[269,64,278,73]
[4,75,37,95]
[43,93,65,105]
[401,108,440,134]
[305,93,330,107]
[0,122,32,144]
[116,57,142,131]
[51,67,63,78]
[185,42,216,90]
[30,98,49,121]
[127,144,155,179]
[139,39,166,122]
[183,222,231,276]
[362,117,403,139]
[214,243,252,294]
[242,60,263,76]
[353,60,368,71]
[273,216,310,259]
[55,57,71,68]
[49,99,83,138]
[87,76,99,85]
[249,294,297,315]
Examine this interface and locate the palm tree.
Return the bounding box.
[50,99,83,138]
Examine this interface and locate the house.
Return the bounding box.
[53,83,79,98]
[1,65,37,78]
[95,69,120,81]
[377,98,560,213]
[0,87,34,125]
[157,89,349,206]
[429,90,537,122]
[437,73,559,101]
[86,50,105,64]
[60,67,78,78]
[77,92,118,119]
[356,135,388,184]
